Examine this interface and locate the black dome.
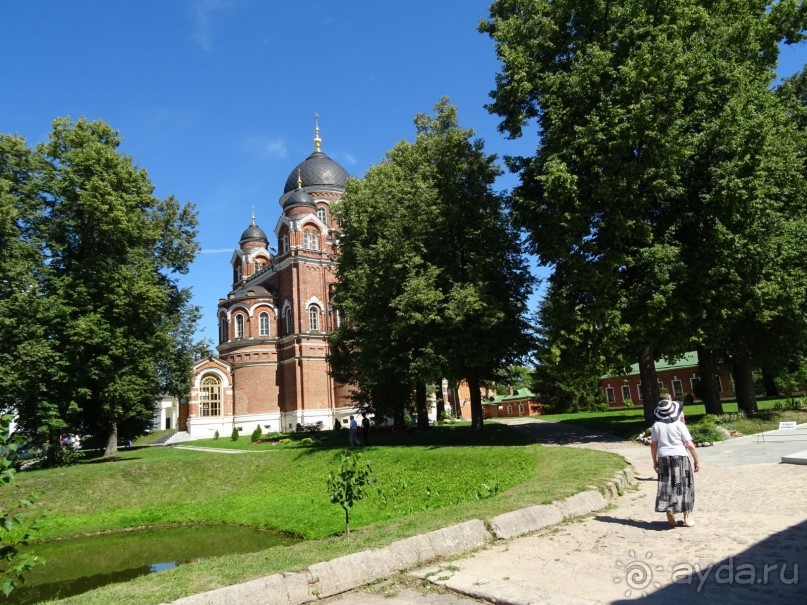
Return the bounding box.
[283,151,348,194]
[282,187,317,211]
[240,222,267,244]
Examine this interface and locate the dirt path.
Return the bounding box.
[413,418,807,604]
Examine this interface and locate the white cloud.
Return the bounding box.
[200,248,234,254]
[332,150,357,166]
[243,136,288,161]
[189,0,237,53]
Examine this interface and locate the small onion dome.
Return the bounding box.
[282,186,317,212]
[240,221,268,245]
[283,151,348,194]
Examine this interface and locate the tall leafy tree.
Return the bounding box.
[31,118,200,456]
[0,134,68,457]
[332,99,533,430]
[481,1,806,420]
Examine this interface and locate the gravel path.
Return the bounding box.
[327,417,807,605]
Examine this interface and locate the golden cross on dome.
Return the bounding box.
[314,112,321,152]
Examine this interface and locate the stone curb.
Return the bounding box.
[489,466,636,540]
[168,466,636,605]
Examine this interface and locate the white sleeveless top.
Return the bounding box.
[651,420,693,458]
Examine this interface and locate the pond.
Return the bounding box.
[8,524,299,604]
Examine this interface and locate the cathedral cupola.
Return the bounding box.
[239,212,268,249]
[282,170,318,214]
[280,115,349,197]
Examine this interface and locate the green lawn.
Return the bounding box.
[3,422,627,605]
[540,398,807,440]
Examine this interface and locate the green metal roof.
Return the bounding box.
[602,351,699,379]
[484,388,537,405]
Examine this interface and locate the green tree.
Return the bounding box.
[0,415,44,596]
[326,449,375,537]
[332,99,533,431]
[493,365,532,396]
[481,1,807,420]
[30,117,200,457]
[0,134,71,459]
[531,274,622,412]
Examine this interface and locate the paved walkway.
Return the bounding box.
[322,418,807,605]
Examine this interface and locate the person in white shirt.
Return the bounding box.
[650,397,700,527]
[348,415,360,447]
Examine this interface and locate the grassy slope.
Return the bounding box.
[3,423,626,605]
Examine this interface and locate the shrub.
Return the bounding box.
[298,422,324,434]
[230,427,239,441]
[251,425,262,442]
[299,437,314,446]
[623,399,634,408]
[688,422,723,444]
[213,430,219,440]
[699,414,718,425]
[714,411,746,429]
[0,415,44,596]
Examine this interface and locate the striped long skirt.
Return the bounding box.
[655,455,695,513]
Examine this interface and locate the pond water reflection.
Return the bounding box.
[9,524,298,604]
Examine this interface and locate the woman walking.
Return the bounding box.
[650,397,700,527]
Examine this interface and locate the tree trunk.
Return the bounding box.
[761,368,780,398]
[344,508,350,537]
[449,380,460,419]
[103,421,118,457]
[638,346,659,426]
[45,435,62,467]
[696,346,724,415]
[436,381,445,424]
[732,355,758,414]
[415,382,429,430]
[467,369,484,431]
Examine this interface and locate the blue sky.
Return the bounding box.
[2,1,804,345]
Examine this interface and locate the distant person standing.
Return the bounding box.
[361,414,370,446]
[651,397,700,527]
[348,415,360,447]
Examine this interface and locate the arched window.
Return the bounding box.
[303,229,318,250]
[309,306,320,332]
[259,311,270,336]
[219,317,228,343]
[284,309,293,335]
[317,207,327,223]
[254,260,261,275]
[281,234,288,254]
[235,314,244,339]
[233,265,241,283]
[200,375,222,416]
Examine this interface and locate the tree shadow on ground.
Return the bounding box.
[612,518,807,604]
[288,423,538,457]
[505,419,626,446]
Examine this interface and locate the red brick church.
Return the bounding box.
[180,123,353,437]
